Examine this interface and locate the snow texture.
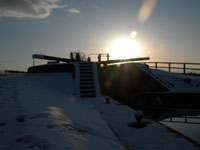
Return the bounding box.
[92,97,199,150]
[0,70,199,150]
[0,73,125,150]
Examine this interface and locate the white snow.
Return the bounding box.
[0,73,125,150]
[92,97,199,150]
[0,70,199,149]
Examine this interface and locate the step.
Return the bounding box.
[79,62,92,65]
[79,63,92,66]
[80,78,94,82]
[80,90,96,94]
[79,70,93,74]
[80,76,94,79]
[79,64,93,67]
[80,88,96,92]
[80,75,94,78]
[80,75,94,80]
[80,94,96,98]
[79,67,92,69]
[80,87,95,90]
[80,85,95,89]
[79,67,93,70]
[79,68,93,72]
[80,80,94,83]
[80,82,95,86]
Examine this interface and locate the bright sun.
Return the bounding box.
[109,37,141,60]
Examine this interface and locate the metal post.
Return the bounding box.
[76,53,80,61]
[155,62,158,69]
[183,63,186,74]
[185,115,187,123]
[70,52,73,60]
[98,54,101,62]
[169,63,171,72]
[33,58,35,66]
[170,117,172,122]
[107,54,109,61]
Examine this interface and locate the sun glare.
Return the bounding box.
[109,38,141,60]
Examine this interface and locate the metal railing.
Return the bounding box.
[143,62,200,75]
[161,116,200,124]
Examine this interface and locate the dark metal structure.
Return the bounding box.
[32,53,150,66]
[32,54,73,65]
[100,57,150,65]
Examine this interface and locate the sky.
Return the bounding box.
[0,0,200,71]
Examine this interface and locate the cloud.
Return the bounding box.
[0,0,67,19]
[68,8,80,14]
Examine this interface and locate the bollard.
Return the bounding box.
[105,97,110,104]
[135,111,143,125]
[87,57,91,62]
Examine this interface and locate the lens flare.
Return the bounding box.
[130,31,137,39]
[138,0,158,22]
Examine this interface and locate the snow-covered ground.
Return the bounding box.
[0,72,199,150]
[0,73,125,150]
[92,98,199,150]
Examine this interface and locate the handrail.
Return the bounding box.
[144,62,200,65]
[143,62,200,74]
[161,115,200,124]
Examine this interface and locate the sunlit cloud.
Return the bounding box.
[68,8,80,14]
[0,0,67,18]
[138,0,158,22]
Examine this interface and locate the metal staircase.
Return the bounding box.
[79,62,96,98]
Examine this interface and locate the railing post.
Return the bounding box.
[155,62,157,69]
[169,63,171,72]
[33,58,35,66]
[185,115,187,123]
[107,54,109,61]
[98,54,101,62]
[183,63,186,74]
